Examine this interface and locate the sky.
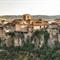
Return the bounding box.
[0,0,60,15]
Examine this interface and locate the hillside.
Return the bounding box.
[0,15,60,20]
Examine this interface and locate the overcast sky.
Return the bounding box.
[0,0,60,15]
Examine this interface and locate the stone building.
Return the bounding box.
[22,14,32,20]
[0,14,49,47]
[3,23,15,33]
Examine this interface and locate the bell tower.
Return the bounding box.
[22,14,32,20]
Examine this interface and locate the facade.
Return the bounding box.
[3,23,15,33]
[12,14,48,32]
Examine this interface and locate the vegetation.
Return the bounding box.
[0,29,60,60]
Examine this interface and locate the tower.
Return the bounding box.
[22,14,32,20]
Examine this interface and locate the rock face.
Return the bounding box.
[47,23,59,47]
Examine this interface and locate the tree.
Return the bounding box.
[21,41,35,52]
[31,29,49,48]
